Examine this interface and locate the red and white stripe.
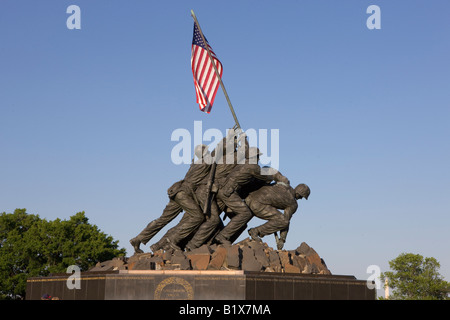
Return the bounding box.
[191,43,223,113]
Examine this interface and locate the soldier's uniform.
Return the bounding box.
[131,193,183,251]
[246,183,310,249]
[159,132,242,249]
[130,150,211,253]
[246,183,296,238]
[183,134,247,249]
[214,161,290,245]
[161,155,212,248]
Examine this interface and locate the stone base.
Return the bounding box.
[88,241,332,275]
[26,270,375,300]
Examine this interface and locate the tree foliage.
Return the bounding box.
[0,209,126,299]
[381,252,449,300]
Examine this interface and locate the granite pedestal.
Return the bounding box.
[26,270,375,300]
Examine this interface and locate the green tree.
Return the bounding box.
[380,253,449,300]
[0,209,126,299]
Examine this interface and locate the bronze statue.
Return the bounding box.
[129,129,310,254]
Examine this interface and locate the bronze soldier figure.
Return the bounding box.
[162,129,247,250]
[246,183,310,250]
[182,130,249,250]
[129,144,211,254]
[213,147,290,246]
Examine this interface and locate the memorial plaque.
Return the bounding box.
[154,277,194,300]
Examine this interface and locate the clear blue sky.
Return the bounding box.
[1,0,449,293]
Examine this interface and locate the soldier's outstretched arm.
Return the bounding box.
[255,166,290,185]
[273,171,290,185]
[277,203,298,249]
[283,203,298,222]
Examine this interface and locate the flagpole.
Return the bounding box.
[190,10,241,130]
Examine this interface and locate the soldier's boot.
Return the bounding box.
[248,228,262,243]
[150,238,167,252]
[214,233,232,247]
[184,241,196,252]
[166,237,181,251]
[149,243,160,253]
[129,237,144,254]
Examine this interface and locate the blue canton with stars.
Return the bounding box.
[192,24,208,50]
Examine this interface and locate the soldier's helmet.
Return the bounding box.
[295,184,310,200]
[194,144,209,159]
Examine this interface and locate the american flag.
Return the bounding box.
[191,23,223,113]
